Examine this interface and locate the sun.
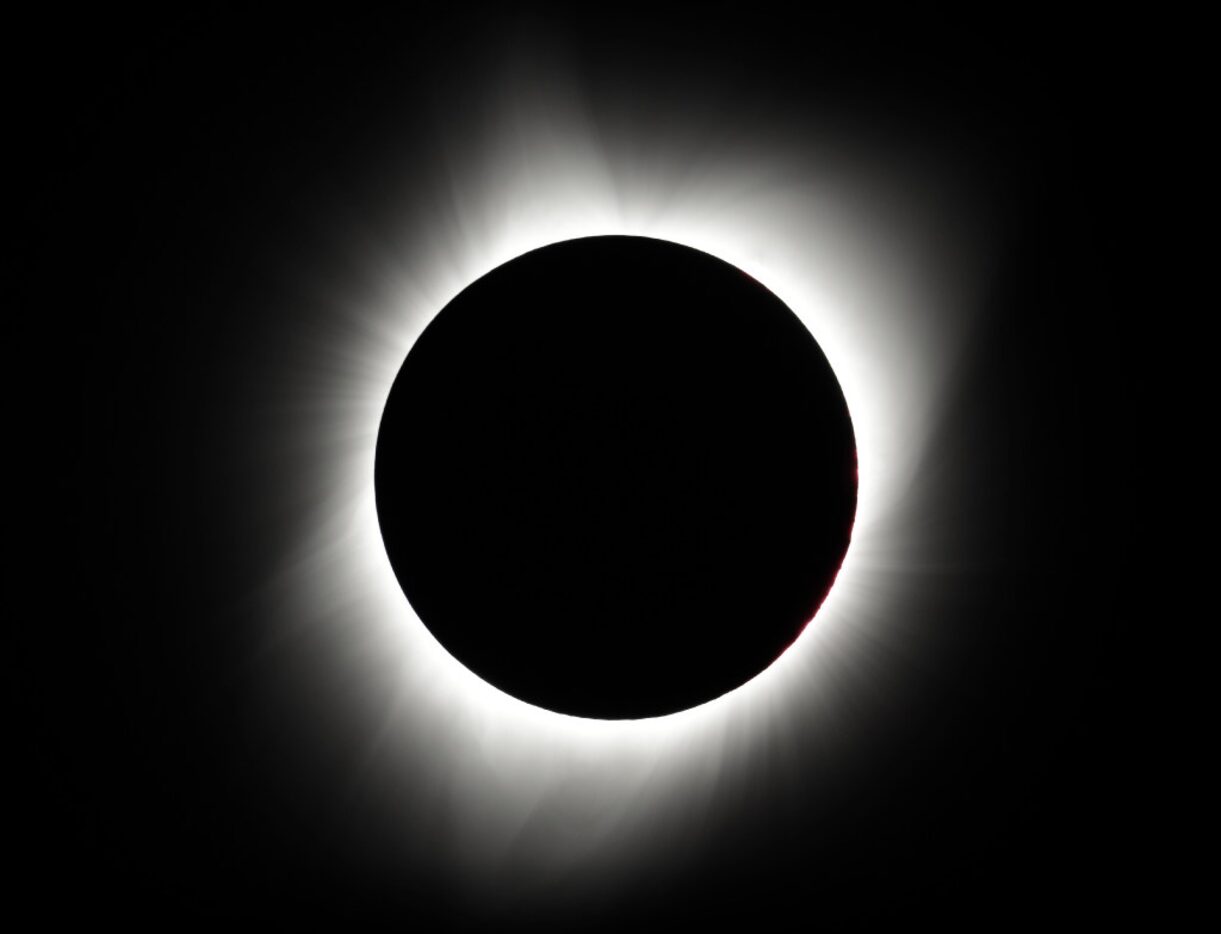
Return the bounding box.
[266,54,986,888]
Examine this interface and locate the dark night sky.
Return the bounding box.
[20,6,1143,926]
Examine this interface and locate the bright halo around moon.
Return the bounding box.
[268,55,989,895]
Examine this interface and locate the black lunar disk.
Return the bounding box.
[375,236,856,718]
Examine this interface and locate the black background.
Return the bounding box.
[22,6,1137,926]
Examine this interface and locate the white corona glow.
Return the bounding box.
[267,52,988,891]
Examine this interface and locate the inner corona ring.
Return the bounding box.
[375,235,856,719]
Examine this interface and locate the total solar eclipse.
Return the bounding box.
[375,235,856,719]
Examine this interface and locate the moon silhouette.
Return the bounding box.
[375,235,857,718]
